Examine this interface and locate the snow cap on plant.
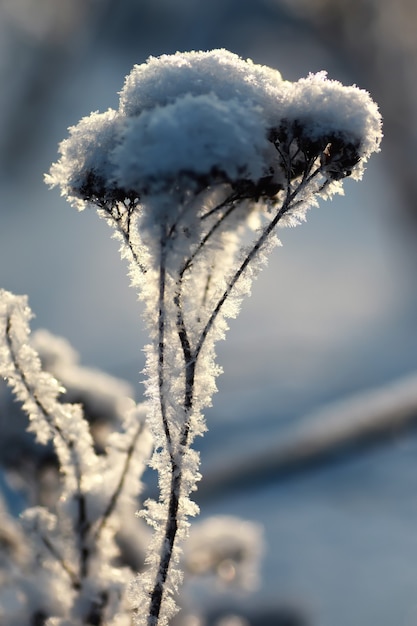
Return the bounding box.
[46,49,382,214]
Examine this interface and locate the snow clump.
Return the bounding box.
[46,49,382,213]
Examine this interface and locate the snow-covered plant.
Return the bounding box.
[0,291,153,625]
[43,49,381,625]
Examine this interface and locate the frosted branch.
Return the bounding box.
[93,418,149,541]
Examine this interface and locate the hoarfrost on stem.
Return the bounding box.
[0,290,153,625]
[46,49,382,625]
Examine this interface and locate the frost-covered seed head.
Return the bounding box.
[113,93,269,196]
[269,120,361,183]
[46,50,382,216]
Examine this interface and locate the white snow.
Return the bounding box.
[47,49,382,211]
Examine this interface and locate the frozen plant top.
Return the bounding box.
[46,49,382,211]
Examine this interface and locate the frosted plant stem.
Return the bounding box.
[4,314,90,582]
[177,317,196,452]
[4,317,67,447]
[147,237,178,625]
[200,191,239,220]
[148,378,196,626]
[93,420,147,541]
[180,199,238,277]
[195,169,320,360]
[178,196,240,311]
[40,531,80,590]
[157,234,173,459]
[146,170,321,625]
[77,471,89,580]
[147,247,199,626]
[123,203,147,273]
[148,470,180,625]
[102,201,147,274]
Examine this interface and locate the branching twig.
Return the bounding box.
[102,200,147,274]
[180,201,238,278]
[194,162,324,360]
[40,532,80,590]
[5,313,91,585]
[157,232,173,462]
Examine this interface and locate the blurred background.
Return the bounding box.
[1,1,417,625]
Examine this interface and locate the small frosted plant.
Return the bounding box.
[0,291,153,625]
[43,49,382,625]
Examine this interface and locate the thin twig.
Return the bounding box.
[102,200,147,274]
[157,231,173,461]
[200,191,238,220]
[146,157,326,626]
[180,200,238,278]
[147,469,180,626]
[5,314,91,583]
[194,162,324,361]
[93,421,146,541]
[147,224,200,626]
[40,532,80,590]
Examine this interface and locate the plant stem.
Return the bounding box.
[157,233,173,460]
[147,232,199,625]
[5,314,90,582]
[148,469,180,625]
[146,160,324,625]
[194,165,323,360]
[93,421,146,542]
